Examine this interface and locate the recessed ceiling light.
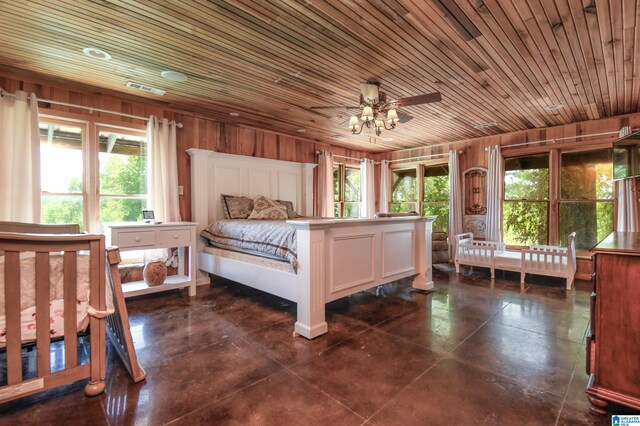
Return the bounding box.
[382,137,394,142]
[229,112,240,117]
[547,104,564,110]
[473,121,498,129]
[296,129,306,133]
[82,47,111,61]
[288,71,302,78]
[160,71,187,82]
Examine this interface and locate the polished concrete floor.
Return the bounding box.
[1,264,637,425]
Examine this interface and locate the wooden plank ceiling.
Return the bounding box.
[0,0,638,152]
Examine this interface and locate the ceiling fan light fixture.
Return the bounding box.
[387,108,399,124]
[348,115,359,130]
[362,106,374,121]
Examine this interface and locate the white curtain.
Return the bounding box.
[617,126,639,232]
[361,158,375,218]
[379,160,391,213]
[0,90,40,223]
[316,151,334,217]
[147,116,181,222]
[486,145,503,242]
[448,150,463,242]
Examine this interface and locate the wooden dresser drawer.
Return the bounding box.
[116,231,156,248]
[158,229,191,247]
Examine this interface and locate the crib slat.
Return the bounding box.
[36,252,51,376]
[5,251,22,385]
[63,251,78,369]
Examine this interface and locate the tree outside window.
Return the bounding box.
[333,164,360,218]
[503,154,549,246]
[559,149,613,251]
[391,168,417,213]
[423,164,449,233]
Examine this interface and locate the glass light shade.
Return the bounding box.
[387,108,399,124]
[362,106,374,121]
[374,119,384,129]
[348,115,359,128]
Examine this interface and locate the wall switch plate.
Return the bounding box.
[178,185,184,195]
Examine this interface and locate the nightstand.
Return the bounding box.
[104,222,197,298]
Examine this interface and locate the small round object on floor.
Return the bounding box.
[143,261,167,286]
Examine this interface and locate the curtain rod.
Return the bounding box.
[484,130,624,150]
[0,90,183,128]
[387,152,450,164]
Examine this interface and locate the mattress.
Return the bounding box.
[0,299,89,348]
[202,245,295,274]
[201,219,297,269]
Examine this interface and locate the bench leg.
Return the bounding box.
[566,275,574,291]
[455,261,460,273]
[490,267,495,279]
[520,270,525,284]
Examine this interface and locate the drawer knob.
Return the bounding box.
[173,235,179,239]
[134,236,141,242]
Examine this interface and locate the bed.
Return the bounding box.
[0,221,144,403]
[188,149,435,339]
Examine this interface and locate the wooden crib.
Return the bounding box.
[0,222,109,403]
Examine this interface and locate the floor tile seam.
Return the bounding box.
[282,326,373,369]
[484,319,587,345]
[555,346,585,426]
[283,364,367,422]
[162,369,287,426]
[444,352,571,400]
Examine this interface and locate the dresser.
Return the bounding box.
[105,222,197,298]
[587,232,640,414]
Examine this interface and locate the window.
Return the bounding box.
[39,118,147,233]
[503,154,549,246]
[98,128,148,232]
[559,149,613,251]
[40,122,86,230]
[333,164,360,218]
[423,164,449,232]
[391,168,417,212]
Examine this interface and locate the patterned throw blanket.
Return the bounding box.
[200,220,298,269]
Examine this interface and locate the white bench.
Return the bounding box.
[454,232,577,290]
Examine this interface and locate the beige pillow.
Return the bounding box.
[275,199,302,219]
[248,196,288,220]
[221,194,254,219]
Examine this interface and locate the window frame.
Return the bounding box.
[422,163,450,233]
[333,163,361,218]
[390,166,419,213]
[500,142,617,254]
[39,113,147,233]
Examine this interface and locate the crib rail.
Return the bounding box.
[0,231,106,402]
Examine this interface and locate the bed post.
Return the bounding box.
[290,220,329,339]
[187,148,212,286]
[412,216,435,291]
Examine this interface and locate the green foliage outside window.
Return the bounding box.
[391,169,417,213]
[503,155,549,246]
[423,165,449,233]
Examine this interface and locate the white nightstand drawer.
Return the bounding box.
[158,229,191,247]
[117,231,156,248]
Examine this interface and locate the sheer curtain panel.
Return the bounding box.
[616,126,639,232]
[379,160,391,213]
[448,150,463,249]
[316,151,334,217]
[0,90,40,222]
[147,116,181,222]
[486,145,503,242]
[361,159,375,218]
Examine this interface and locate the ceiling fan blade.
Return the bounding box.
[310,105,360,110]
[393,92,442,107]
[396,110,413,123]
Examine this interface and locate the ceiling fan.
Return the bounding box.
[310,81,442,136]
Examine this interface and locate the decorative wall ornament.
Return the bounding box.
[463,167,488,238]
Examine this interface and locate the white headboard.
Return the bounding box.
[187,148,316,234]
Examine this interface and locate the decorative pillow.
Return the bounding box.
[248,196,288,220]
[275,199,303,219]
[221,194,254,219]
